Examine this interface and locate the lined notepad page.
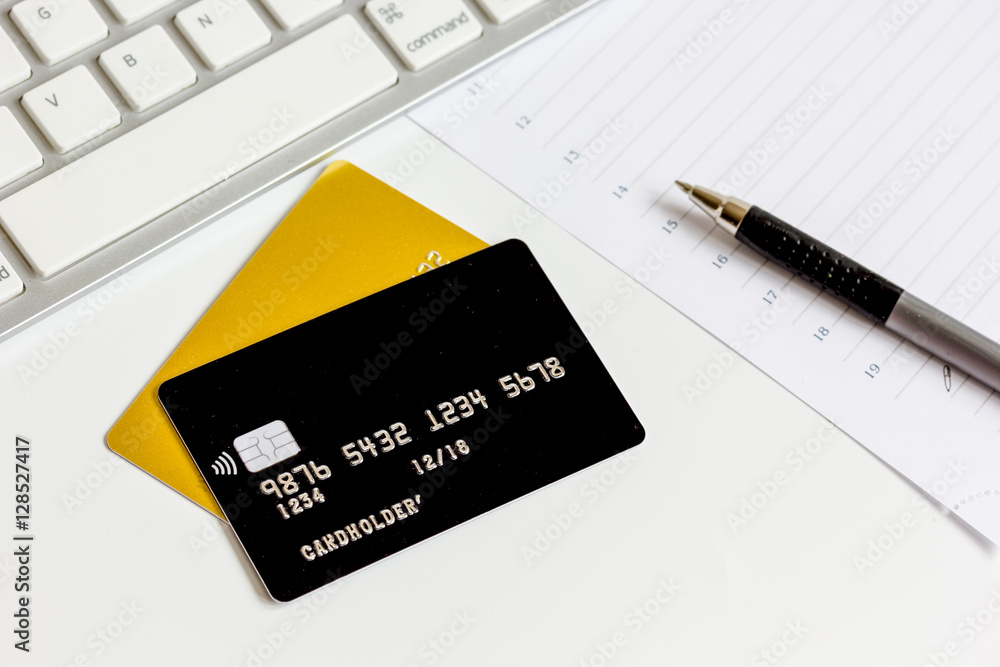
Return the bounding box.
[411,0,1000,542]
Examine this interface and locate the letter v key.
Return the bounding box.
[20,66,121,154]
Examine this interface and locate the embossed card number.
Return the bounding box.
[159,240,645,602]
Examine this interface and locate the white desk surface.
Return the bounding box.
[1,118,997,666]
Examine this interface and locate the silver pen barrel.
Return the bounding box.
[886,292,1000,393]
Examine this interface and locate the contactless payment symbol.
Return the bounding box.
[233,420,301,472]
[211,452,238,476]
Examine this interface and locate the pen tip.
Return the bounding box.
[674,180,693,194]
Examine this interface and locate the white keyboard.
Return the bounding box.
[0,0,602,340]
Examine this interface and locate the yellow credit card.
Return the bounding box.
[107,161,488,518]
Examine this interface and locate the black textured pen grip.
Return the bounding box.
[736,206,903,323]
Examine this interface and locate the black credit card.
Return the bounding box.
[159,240,645,601]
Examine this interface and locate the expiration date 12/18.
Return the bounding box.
[410,439,471,475]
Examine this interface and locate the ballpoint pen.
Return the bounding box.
[675,181,1000,394]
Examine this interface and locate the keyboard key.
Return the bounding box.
[365,0,483,71]
[0,29,32,92]
[21,66,121,153]
[175,0,271,71]
[260,0,343,31]
[9,0,108,66]
[103,0,176,25]
[0,107,43,188]
[99,26,196,112]
[0,15,397,278]
[474,0,544,24]
[0,249,24,305]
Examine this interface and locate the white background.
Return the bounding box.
[0,118,998,666]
